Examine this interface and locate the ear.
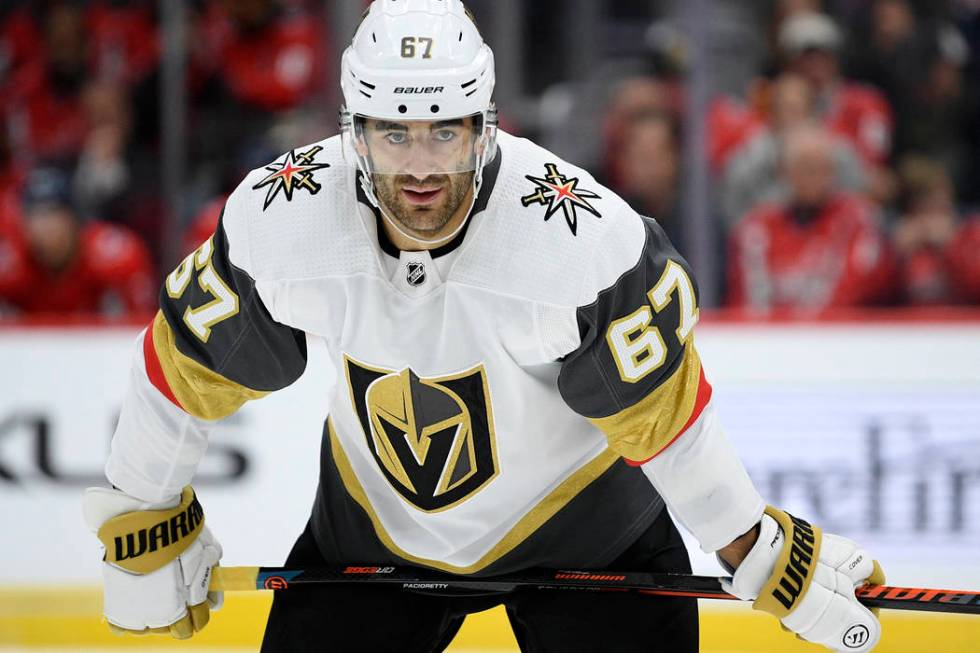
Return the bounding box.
[474,132,487,157]
[354,135,369,158]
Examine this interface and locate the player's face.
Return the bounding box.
[360,117,478,235]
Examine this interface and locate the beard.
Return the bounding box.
[372,170,474,236]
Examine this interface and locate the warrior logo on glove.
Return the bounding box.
[769,512,818,612]
[843,625,871,649]
[344,355,499,512]
[97,488,205,574]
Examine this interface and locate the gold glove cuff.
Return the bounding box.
[97,487,205,574]
[752,505,823,619]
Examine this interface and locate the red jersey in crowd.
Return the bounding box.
[708,96,765,172]
[728,193,896,313]
[0,3,158,164]
[821,83,893,167]
[0,219,155,316]
[2,61,89,163]
[86,1,159,85]
[0,7,41,94]
[197,6,327,112]
[947,217,980,303]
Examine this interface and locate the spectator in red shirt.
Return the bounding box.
[778,12,894,171]
[0,166,155,318]
[0,4,41,95]
[947,216,980,303]
[891,156,980,304]
[1,3,91,164]
[892,157,962,304]
[727,124,896,314]
[721,73,867,228]
[85,0,159,86]
[196,0,327,113]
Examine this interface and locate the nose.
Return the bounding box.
[402,140,445,179]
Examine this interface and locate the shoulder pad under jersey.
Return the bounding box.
[222,135,381,284]
[450,131,646,308]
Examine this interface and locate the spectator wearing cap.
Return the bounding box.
[779,11,895,171]
[727,124,897,314]
[0,167,155,317]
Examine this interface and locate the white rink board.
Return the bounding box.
[1,322,978,589]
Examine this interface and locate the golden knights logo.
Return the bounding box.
[252,145,331,211]
[344,355,499,512]
[521,163,602,236]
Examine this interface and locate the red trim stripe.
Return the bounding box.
[625,366,713,467]
[142,315,182,409]
[637,589,738,600]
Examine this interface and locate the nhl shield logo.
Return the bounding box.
[344,355,499,512]
[406,262,426,286]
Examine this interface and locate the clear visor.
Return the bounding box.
[346,112,488,177]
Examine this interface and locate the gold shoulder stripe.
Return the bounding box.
[152,312,267,421]
[328,418,619,574]
[589,344,703,462]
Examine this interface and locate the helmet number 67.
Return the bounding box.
[401,36,434,59]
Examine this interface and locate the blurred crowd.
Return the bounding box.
[0,0,328,318]
[600,0,980,313]
[0,0,978,319]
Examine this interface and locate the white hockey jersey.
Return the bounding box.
[106,131,762,575]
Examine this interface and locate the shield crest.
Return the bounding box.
[344,355,499,512]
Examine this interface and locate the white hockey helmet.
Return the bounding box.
[339,0,498,214]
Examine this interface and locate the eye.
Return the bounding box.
[433,129,456,142]
[384,131,408,145]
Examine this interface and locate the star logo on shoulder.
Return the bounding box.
[521,163,602,236]
[252,146,331,211]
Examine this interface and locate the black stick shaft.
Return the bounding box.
[211,566,980,615]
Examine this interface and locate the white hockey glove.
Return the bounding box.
[723,506,885,653]
[82,486,223,639]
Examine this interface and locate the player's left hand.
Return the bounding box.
[723,506,885,652]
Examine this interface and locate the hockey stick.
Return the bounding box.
[210,565,980,615]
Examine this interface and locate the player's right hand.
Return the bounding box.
[82,486,223,639]
[723,506,885,652]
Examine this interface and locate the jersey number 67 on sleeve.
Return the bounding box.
[165,237,240,343]
[605,260,698,383]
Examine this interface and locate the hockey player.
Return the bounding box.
[82,2,885,651]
